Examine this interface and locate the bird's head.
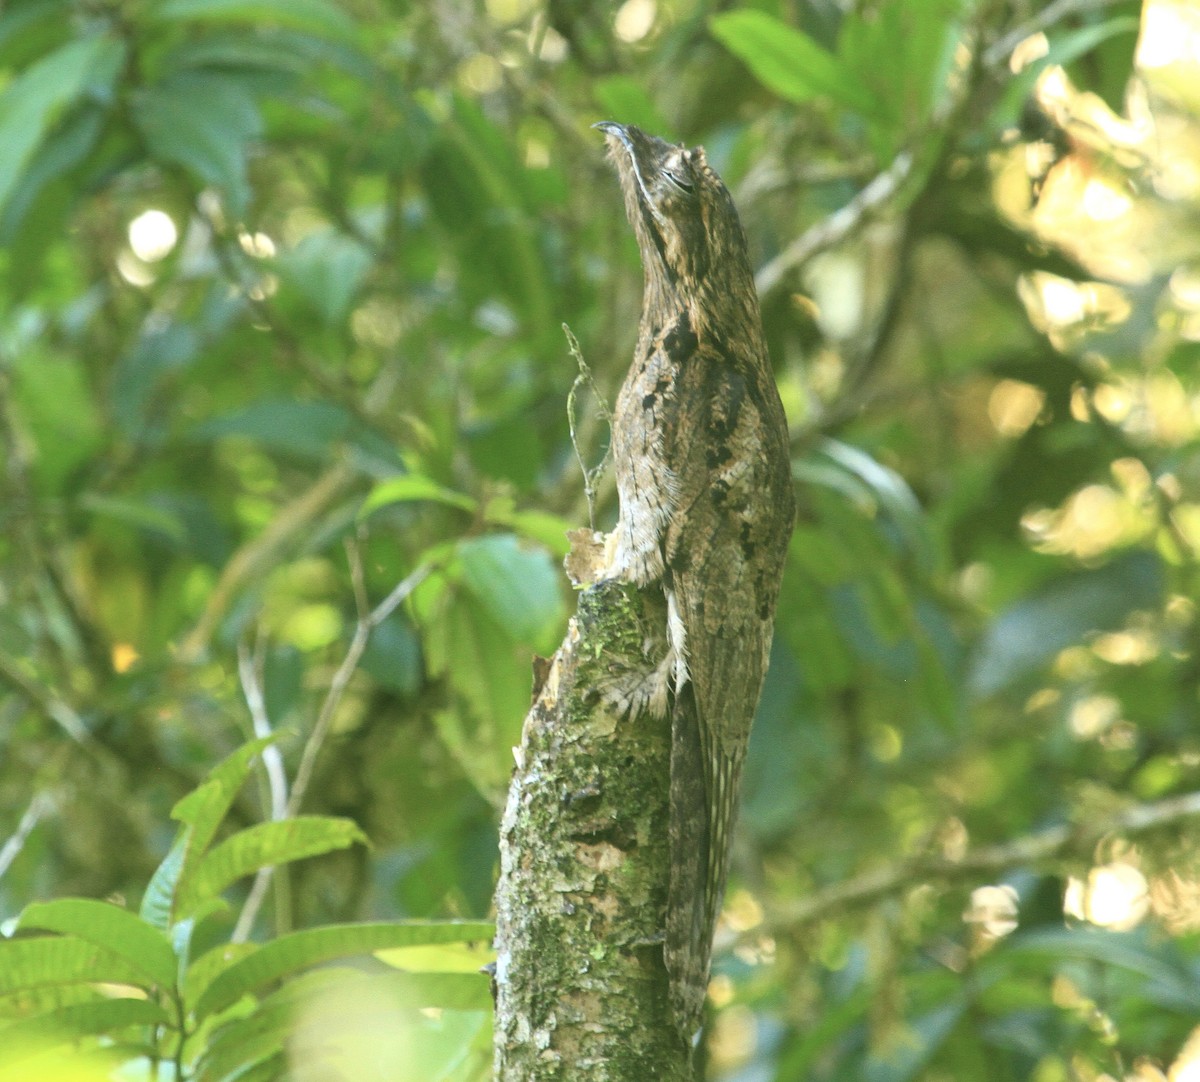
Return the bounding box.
[595,121,754,305]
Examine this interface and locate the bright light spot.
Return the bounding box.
[963,884,1019,939]
[128,209,178,262]
[1092,629,1159,664]
[1138,0,1200,69]
[1069,693,1120,738]
[1170,266,1200,309]
[988,379,1045,437]
[111,643,139,673]
[1009,31,1048,73]
[523,137,550,168]
[1082,177,1132,222]
[614,0,656,43]
[1041,276,1087,325]
[531,23,568,62]
[723,889,763,933]
[458,52,502,94]
[238,231,276,259]
[484,0,535,21]
[1093,383,1134,423]
[116,249,156,286]
[1085,863,1149,930]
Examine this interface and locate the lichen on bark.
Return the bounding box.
[492,576,692,1080]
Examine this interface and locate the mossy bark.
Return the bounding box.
[492,579,691,1080]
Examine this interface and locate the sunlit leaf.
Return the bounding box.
[16,900,177,989]
[179,817,368,914]
[709,10,881,116]
[191,921,493,1019]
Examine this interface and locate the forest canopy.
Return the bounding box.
[2,0,1200,1079]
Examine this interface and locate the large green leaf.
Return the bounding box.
[971,550,1164,695]
[0,35,123,220]
[457,533,564,649]
[274,229,373,326]
[179,817,368,914]
[0,937,150,995]
[0,998,169,1055]
[152,0,356,40]
[359,474,478,519]
[709,10,881,116]
[16,900,178,989]
[132,72,263,212]
[191,921,493,1019]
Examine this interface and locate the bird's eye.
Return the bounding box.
[664,170,694,193]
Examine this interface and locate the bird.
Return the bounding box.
[594,121,795,1045]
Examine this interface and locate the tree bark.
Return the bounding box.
[492,562,691,1080]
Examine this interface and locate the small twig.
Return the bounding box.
[767,788,1200,933]
[0,650,91,745]
[236,637,288,821]
[232,550,434,938]
[0,791,54,882]
[563,323,611,529]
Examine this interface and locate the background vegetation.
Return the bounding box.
[2,0,1200,1078]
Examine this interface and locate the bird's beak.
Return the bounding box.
[593,120,633,154]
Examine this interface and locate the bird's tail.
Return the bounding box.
[665,684,743,1046]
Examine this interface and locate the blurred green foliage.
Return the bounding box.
[1,0,1200,1078]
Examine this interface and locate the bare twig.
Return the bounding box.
[563,323,611,528]
[236,637,288,821]
[0,791,54,882]
[232,551,434,938]
[768,788,1200,932]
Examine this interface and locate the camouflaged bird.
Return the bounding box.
[594,122,795,1045]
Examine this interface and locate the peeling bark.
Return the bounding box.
[492,576,691,1080]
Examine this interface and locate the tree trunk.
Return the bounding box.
[492,557,692,1080]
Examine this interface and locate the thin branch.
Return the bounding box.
[769,789,1200,932]
[0,791,54,882]
[755,151,914,301]
[563,323,611,529]
[236,638,288,821]
[0,650,91,745]
[232,552,434,938]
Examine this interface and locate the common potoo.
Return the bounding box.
[594,122,795,1043]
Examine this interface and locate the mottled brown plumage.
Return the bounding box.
[595,122,795,1044]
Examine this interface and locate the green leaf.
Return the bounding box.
[180,817,368,913]
[709,10,881,116]
[173,736,280,852]
[191,398,372,461]
[0,937,150,995]
[140,833,189,931]
[16,900,178,990]
[0,35,123,220]
[133,72,262,213]
[0,998,169,1054]
[153,0,356,41]
[971,550,1164,695]
[9,349,103,495]
[78,494,187,544]
[457,533,564,648]
[360,474,478,519]
[192,921,493,1019]
[142,737,280,928]
[275,229,373,326]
